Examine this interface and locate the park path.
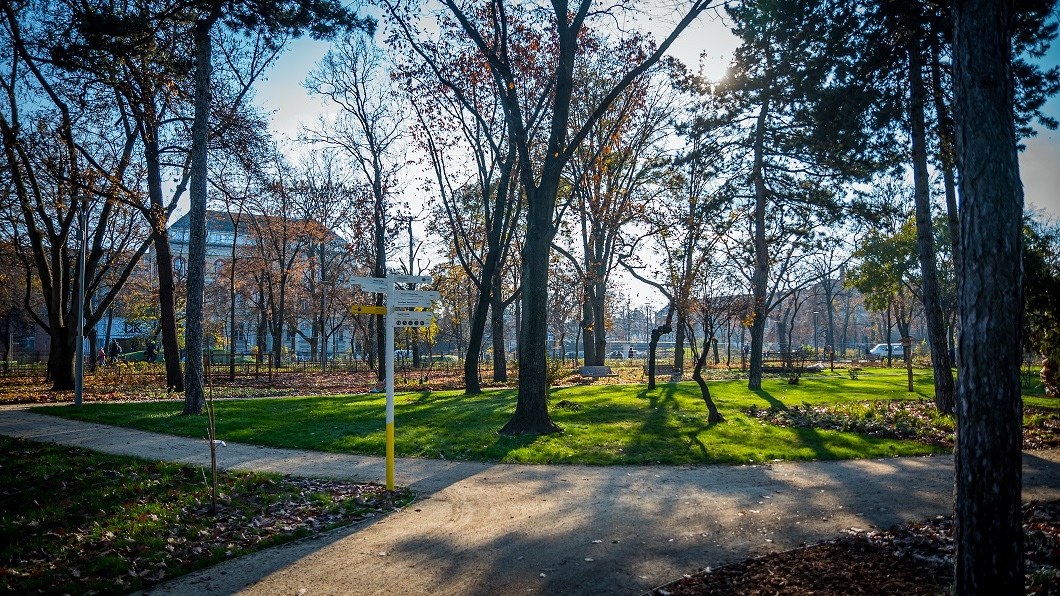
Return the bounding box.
[2,405,1059,595]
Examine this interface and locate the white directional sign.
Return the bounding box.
[392,311,434,328]
[391,274,433,285]
[391,289,441,308]
[352,276,388,293]
[350,272,436,491]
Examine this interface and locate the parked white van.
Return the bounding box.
[869,343,906,358]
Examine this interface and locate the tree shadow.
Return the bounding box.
[751,388,786,410]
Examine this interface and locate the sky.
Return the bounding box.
[248,7,1060,307]
[254,9,1060,217]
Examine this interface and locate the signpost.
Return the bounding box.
[350,305,387,315]
[352,274,436,490]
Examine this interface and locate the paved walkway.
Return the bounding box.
[3,405,1060,595]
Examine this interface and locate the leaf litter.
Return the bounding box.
[650,500,1060,595]
[0,436,414,594]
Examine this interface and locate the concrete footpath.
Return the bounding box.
[3,406,1060,596]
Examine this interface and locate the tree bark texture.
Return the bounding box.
[490,292,508,382]
[674,313,686,372]
[952,0,1025,591]
[464,286,491,394]
[502,187,560,435]
[142,115,184,392]
[182,17,213,415]
[692,332,724,424]
[908,34,956,414]
[747,93,771,392]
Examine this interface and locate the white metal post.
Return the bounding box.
[385,274,396,491]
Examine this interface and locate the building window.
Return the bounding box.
[174,256,186,274]
[214,259,225,273]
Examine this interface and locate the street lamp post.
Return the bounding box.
[812,311,819,357]
[73,195,91,407]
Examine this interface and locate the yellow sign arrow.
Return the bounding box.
[351,305,387,315]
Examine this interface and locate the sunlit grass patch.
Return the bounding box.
[35,372,961,466]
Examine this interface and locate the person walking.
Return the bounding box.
[109,339,122,364]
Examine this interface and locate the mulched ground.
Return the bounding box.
[651,501,1060,595]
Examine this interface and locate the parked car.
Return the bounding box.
[608,350,624,358]
[869,343,906,359]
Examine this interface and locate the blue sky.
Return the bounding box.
[253,12,1060,221]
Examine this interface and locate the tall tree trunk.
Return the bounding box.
[747,91,772,391]
[149,210,185,391]
[183,16,214,415]
[501,188,560,435]
[674,312,686,371]
[580,280,596,366]
[143,117,184,392]
[48,325,76,390]
[591,277,606,366]
[464,287,491,394]
[909,33,956,414]
[490,293,507,382]
[256,291,267,357]
[930,42,962,271]
[952,0,1025,591]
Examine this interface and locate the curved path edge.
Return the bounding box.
[2,406,1058,595]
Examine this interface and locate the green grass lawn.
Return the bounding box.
[35,369,967,466]
[0,435,411,594]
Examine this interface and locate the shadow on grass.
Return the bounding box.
[752,389,785,410]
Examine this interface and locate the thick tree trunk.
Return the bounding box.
[591,277,606,366]
[580,281,596,366]
[150,214,185,392]
[183,17,213,416]
[270,286,286,366]
[490,294,507,382]
[142,119,184,392]
[674,312,686,371]
[464,286,491,394]
[255,288,267,358]
[48,325,76,391]
[909,35,956,414]
[501,189,560,435]
[952,0,1025,591]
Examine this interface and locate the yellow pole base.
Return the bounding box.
[386,421,395,491]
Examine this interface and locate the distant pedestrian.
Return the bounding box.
[98,346,107,367]
[628,346,634,359]
[144,341,156,363]
[109,339,122,363]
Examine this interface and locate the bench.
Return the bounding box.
[579,365,617,380]
[643,364,681,377]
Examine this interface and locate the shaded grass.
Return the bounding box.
[0,435,412,594]
[36,370,958,466]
